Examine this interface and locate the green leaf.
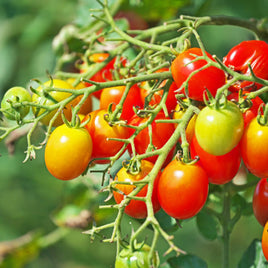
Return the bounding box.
[196,210,218,240]
[155,209,179,233]
[238,239,268,268]
[231,193,253,216]
[167,254,208,268]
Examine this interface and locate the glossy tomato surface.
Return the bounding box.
[262,220,268,261]
[45,124,92,180]
[195,101,244,156]
[190,135,241,184]
[113,160,161,219]
[157,159,209,220]
[241,117,268,178]
[83,109,129,163]
[171,47,226,101]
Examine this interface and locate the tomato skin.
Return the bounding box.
[262,221,268,261]
[190,135,241,185]
[127,112,175,166]
[227,91,264,127]
[241,117,268,178]
[223,40,268,92]
[115,243,159,268]
[195,101,244,156]
[157,159,209,219]
[1,86,31,120]
[32,79,74,127]
[171,48,226,101]
[253,178,268,226]
[45,124,92,180]
[83,109,129,164]
[113,160,161,219]
[100,84,143,122]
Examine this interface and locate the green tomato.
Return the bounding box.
[195,100,244,156]
[115,244,159,268]
[1,86,31,120]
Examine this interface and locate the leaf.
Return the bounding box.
[167,254,208,268]
[231,193,253,216]
[238,239,268,268]
[155,209,179,233]
[196,210,218,240]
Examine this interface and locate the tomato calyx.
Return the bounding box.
[257,103,268,126]
[122,159,142,176]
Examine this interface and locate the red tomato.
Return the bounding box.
[45,124,93,180]
[190,135,241,184]
[157,159,209,219]
[127,112,175,167]
[171,48,226,101]
[99,84,143,122]
[227,91,264,127]
[241,117,268,178]
[83,109,129,164]
[80,53,126,99]
[262,221,268,261]
[113,160,161,219]
[223,40,268,92]
[253,178,268,226]
[140,68,177,115]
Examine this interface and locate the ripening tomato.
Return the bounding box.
[140,69,177,115]
[115,243,159,268]
[99,84,143,122]
[80,53,126,99]
[113,160,161,219]
[262,221,268,261]
[1,86,31,120]
[32,79,74,127]
[157,159,209,219]
[190,135,241,184]
[45,124,93,180]
[253,178,268,226]
[227,91,264,127]
[127,112,175,166]
[241,117,268,178]
[171,48,226,101]
[195,101,244,156]
[83,109,129,164]
[223,40,268,92]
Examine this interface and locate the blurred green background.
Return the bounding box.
[0,0,267,267]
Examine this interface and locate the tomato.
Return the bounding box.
[140,69,177,115]
[173,102,197,143]
[66,78,92,115]
[32,79,74,127]
[190,135,241,184]
[127,112,175,167]
[240,117,268,178]
[113,160,161,219]
[99,84,143,122]
[262,221,268,261]
[1,86,31,120]
[115,243,159,268]
[252,178,268,226]
[157,159,209,220]
[45,124,92,180]
[80,53,126,99]
[171,48,226,101]
[83,109,129,164]
[227,90,264,127]
[223,40,268,92]
[195,100,244,156]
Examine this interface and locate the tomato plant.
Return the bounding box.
[195,100,244,155]
[240,117,268,178]
[83,109,129,163]
[171,47,226,101]
[157,159,209,220]
[223,40,268,92]
[115,243,159,268]
[45,124,93,180]
[262,221,268,261]
[113,160,161,219]
[1,86,31,120]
